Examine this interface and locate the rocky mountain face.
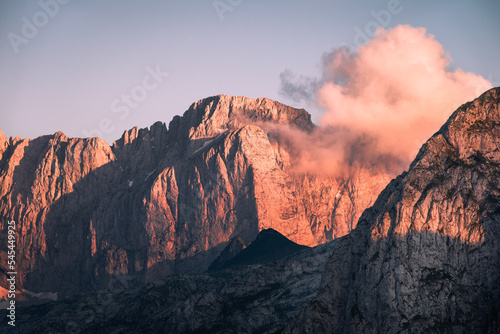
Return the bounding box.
[0,95,391,297]
[285,87,500,333]
[7,229,339,334]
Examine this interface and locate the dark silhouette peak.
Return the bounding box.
[217,228,310,269]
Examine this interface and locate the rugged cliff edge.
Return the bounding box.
[285,87,500,333]
[0,95,390,297]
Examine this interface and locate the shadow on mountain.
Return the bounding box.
[287,230,500,333]
[208,236,251,271]
[4,230,499,334]
[0,236,337,334]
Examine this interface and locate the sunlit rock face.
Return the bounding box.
[0,95,390,296]
[285,87,500,333]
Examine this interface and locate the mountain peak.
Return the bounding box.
[411,86,500,170]
[52,130,68,141]
[181,95,313,141]
[216,228,310,269]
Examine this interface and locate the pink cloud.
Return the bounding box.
[317,25,492,165]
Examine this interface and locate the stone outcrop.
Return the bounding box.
[0,95,390,297]
[285,87,500,333]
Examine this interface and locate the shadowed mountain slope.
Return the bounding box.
[211,228,309,270]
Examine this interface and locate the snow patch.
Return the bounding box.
[145,169,157,181]
[23,289,58,301]
[194,139,214,154]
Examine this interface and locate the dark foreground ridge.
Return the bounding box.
[2,237,338,333]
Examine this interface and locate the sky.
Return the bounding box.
[1,0,499,144]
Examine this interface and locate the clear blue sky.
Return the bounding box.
[1,0,499,143]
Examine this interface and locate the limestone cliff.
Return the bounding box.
[285,87,500,333]
[0,95,390,296]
